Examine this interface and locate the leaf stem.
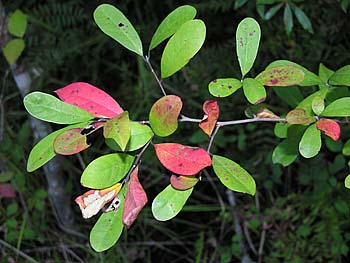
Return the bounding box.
[143,55,167,96]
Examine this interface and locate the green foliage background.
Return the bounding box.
[1,0,350,262]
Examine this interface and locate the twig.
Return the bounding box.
[143,55,166,96]
[207,125,220,153]
[243,221,257,255]
[0,239,39,263]
[258,221,267,263]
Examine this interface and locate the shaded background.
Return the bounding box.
[1,0,350,262]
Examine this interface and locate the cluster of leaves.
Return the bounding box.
[21,2,350,254]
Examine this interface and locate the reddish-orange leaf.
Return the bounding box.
[154,143,212,175]
[55,82,123,118]
[53,128,90,155]
[0,183,16,198]
[316,119,341,141]
[122,166,148,229]
[199,100,220,136]
[170,175,198,190]
[75,183,122,219]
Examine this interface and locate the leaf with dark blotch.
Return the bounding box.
[55,82,123,118]
[208,78,242,98]
[212,155,256,195]
[286,109,315,125]
[256,65,305,86]
[103,111,131,151]
[199,100,219,136]
[170,175,198,190]
[122,166,148,229]
[316,119,340,141]
[54,128,90,155]
[149,95,182,137]
[154,143,212,175]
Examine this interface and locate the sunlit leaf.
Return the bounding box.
[2,39,25,64]
[316,119,340,141]
[319,63,334,83]
[242,78,266,104]
[55,82,123,118]
[149,95,182,137]
[24,92,94,124]
[149,5,196,50]
[199,100,219,136]
[53,128,90,155]
[94,4,143,56]
[154,143,212,175]
[321,97,350,117]
[285,109,315,125]
[256,65,305,86]
[8,9,27,37]
[345,175,350,189]
[299,124,321,158]
[212,155,256,195]
[90,186,126,252]
[105,122,153,151]
[274,122,289,138]
[122,166,148,229]
[236,17,261,77]
[208,78,242,98]
[75,183,122,219]
[152,184,193,221]
[81,154,134,189]
[103,112,131,151]
[311,96,325,115]
[170,175,198,190]
[161,19,206,78]
[328,65,350,86]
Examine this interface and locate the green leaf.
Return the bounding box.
[149,5,196,50]
[90,187,125,252]
[273,86,303,107]
[2,39,25,64]
[242,78,266,104]
[322,97,350,117]
[212,155,256,195]
[345,175,350,189]
[265,3,283,20]
[8,10,27,37]
[283,4,293,35]
[149,95,182,137]
[274,122,289,138]
[27,123,89,172]
[267,60,323,86]
[94,4,143,56]
[318,63,334,84]
[299,124,321,158]
[311,96,325,115]
[293,5,313,33]
[81,153,134,189]
[236,17,261,77]
[105,122,153,152]
[152,184,193,221]
[342,140,350,156]
[103,111,131,151]
[161,19,206,78]
[234,0,249,9]
[297,89,328,115]
[329,65,350,86]
[272,137,299,166]
[208,78,242,98]
[24,92,94,124]
[256,65,304,86]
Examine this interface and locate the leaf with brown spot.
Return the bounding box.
[53,128,90,155]
[149,95,182,137]
[256,108,280,119]
[122,166,148,229]
[55,82,123,118]
[199,100,219,136]
[286,109,315,125]
[170,175,198,190]
[154,143,212,175]
[316,119,340,141]
[255,65,305,86]
[103,111,131,151]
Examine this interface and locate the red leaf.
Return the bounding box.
[122,166,148,229]
[53,128,90,155]
[170,174,198,190]
[199,100,219,136]
[154,143,212,175]
[316,119,341,141]
[55,82,123,118]
[0,183,16,198]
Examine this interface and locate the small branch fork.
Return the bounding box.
[143,55,167,96]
